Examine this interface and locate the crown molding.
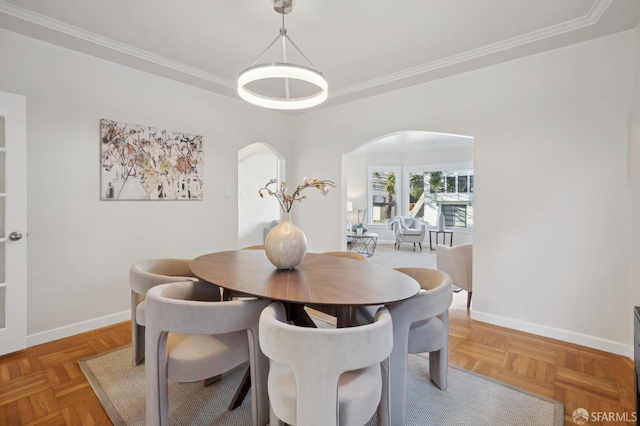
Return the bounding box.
[0,0,612,100]
[330,0,612,99]
[0,0,236,90]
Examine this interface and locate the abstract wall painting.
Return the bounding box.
[100,119,204,200]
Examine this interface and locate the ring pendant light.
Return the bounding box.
[238,0,328,110]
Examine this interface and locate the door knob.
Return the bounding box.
[9,232,22,241]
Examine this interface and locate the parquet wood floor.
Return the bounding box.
[0,291,634,425]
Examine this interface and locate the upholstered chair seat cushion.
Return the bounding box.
[407,317,445,354]
[268,362,382,426]
[166,332,249,382]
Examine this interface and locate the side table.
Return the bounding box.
[347,232,378,257]
[428,229,453,251]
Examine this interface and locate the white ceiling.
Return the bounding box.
[1,0,639,112]
[351,131,473,154]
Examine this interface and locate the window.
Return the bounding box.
[408,172,426,218]
[404,167,474,228]
[368,167,400,224]
[442,204,467,227]
[458,176,468,192]
[446,176,456,192]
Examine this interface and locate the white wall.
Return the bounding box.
[238,153,281,247]
[0,24,636,357]
[346,146,474,244]
[0,29,292,342]
[292,31,634,355]
[630,25,640,335]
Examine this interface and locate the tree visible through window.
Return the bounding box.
[406,169,473,228]
[370,168,399,223]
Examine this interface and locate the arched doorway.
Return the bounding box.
[343,130,474,246]
[238,143,285,248]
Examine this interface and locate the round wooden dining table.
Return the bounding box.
[190,250,420,309]
[190,249,420,410]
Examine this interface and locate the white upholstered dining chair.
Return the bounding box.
[144,280,271,426]
[355,267,452,425]
[129,258,198,366]
[259,301,393,426]
[379,267,452,426]
[436,243,473,308]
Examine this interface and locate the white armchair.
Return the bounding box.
[389,216,426,251]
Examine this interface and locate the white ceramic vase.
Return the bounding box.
[264,211,307,269]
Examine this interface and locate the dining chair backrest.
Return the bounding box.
[129,258,198,366]
[145,281,268,335]
[259,301,393,425]
[130,258,196,295]
[321,251,368,262]
[145,280,271,426]
[390,267,453,324]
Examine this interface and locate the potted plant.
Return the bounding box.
[356,209,367,235]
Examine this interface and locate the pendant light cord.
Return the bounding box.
[282,12,290,99]
[247,10,319,71]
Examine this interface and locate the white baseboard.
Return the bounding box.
[471,310,633,358]
[27,310,130,347]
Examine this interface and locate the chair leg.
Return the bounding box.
[222,288,231,301]
[413,242,416,251]
[429,349,448,390]
[203,374,222,387]
[418,242,422,251]
[145,330,169,426]
[132,322,145,366]
[467,291,472,308]
[377,358,391,426]
[131,292,145,366]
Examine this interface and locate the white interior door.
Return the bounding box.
[0,92,27,355]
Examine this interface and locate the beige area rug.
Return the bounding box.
[79,346,563,426]
[368,243,438,269]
